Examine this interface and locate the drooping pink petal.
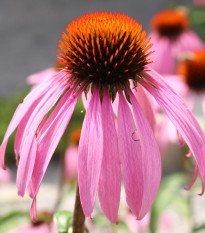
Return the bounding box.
[118,90,143,217]
[128,88,161,219]
[30,197,37,223]
[15,76,68,163]
[184,163,199,191]
[78,87,103,218]
[0,71,69,168]
[98,88,121,223]
[132,83,156,131]
[27,68,57,85]
[141,68,205,189]
[17,137,37,197]
[29,84,82,199]
[16,79,69,196]
[118,88,161,219]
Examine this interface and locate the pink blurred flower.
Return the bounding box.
[0,167,11,183]
[64,146,78,183]
[125,212,150,233]
[149,9,204,74]
[8,223,57,233]
[159,213,172,230]
[1,12,205,225]
[64,128,81,183]
[193,0,205,6]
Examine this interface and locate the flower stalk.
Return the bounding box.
[72,183,85,233]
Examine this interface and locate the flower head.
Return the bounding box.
[178,49,205,91]
[58,12,152,99]
[150,9,190,38]
[1,12,205,224]
[149,9,204,74]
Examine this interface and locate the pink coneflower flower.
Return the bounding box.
[1,12,205,224]
[8,223,57,233]
[178,49,205,112]
[149,9,204,74]
[64,128,81,183]
[193,0,205,6]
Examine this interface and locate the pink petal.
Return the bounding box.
[184,163,199,191]
[118,89,161,219]
[17,136,37,196]
[0,71,69,168]
[98,88,121,223]
[132,83,156,131]
[141,68,205,188]
[129,88,161,219]
[16,78,69,196]
[15,76,68,163]
[78,87,103,218]
[118,91,142,216]
[30,197,37,223]
[27,68,57,85]
[29,84,81,199]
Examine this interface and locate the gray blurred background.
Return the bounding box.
[0,0,192,96]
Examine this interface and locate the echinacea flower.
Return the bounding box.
[1,12,205,224]
[178,49,205,112]
[149,9,204,74]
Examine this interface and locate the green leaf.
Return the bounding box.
[193,224,205,232]
[0,211,30,233]
[54,210,73,233]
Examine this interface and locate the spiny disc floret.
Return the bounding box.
[57,12,153,86]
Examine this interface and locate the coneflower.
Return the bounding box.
[149,9,204,74]
[1,12,205,225]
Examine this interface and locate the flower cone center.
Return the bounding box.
[57,12,153,86]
